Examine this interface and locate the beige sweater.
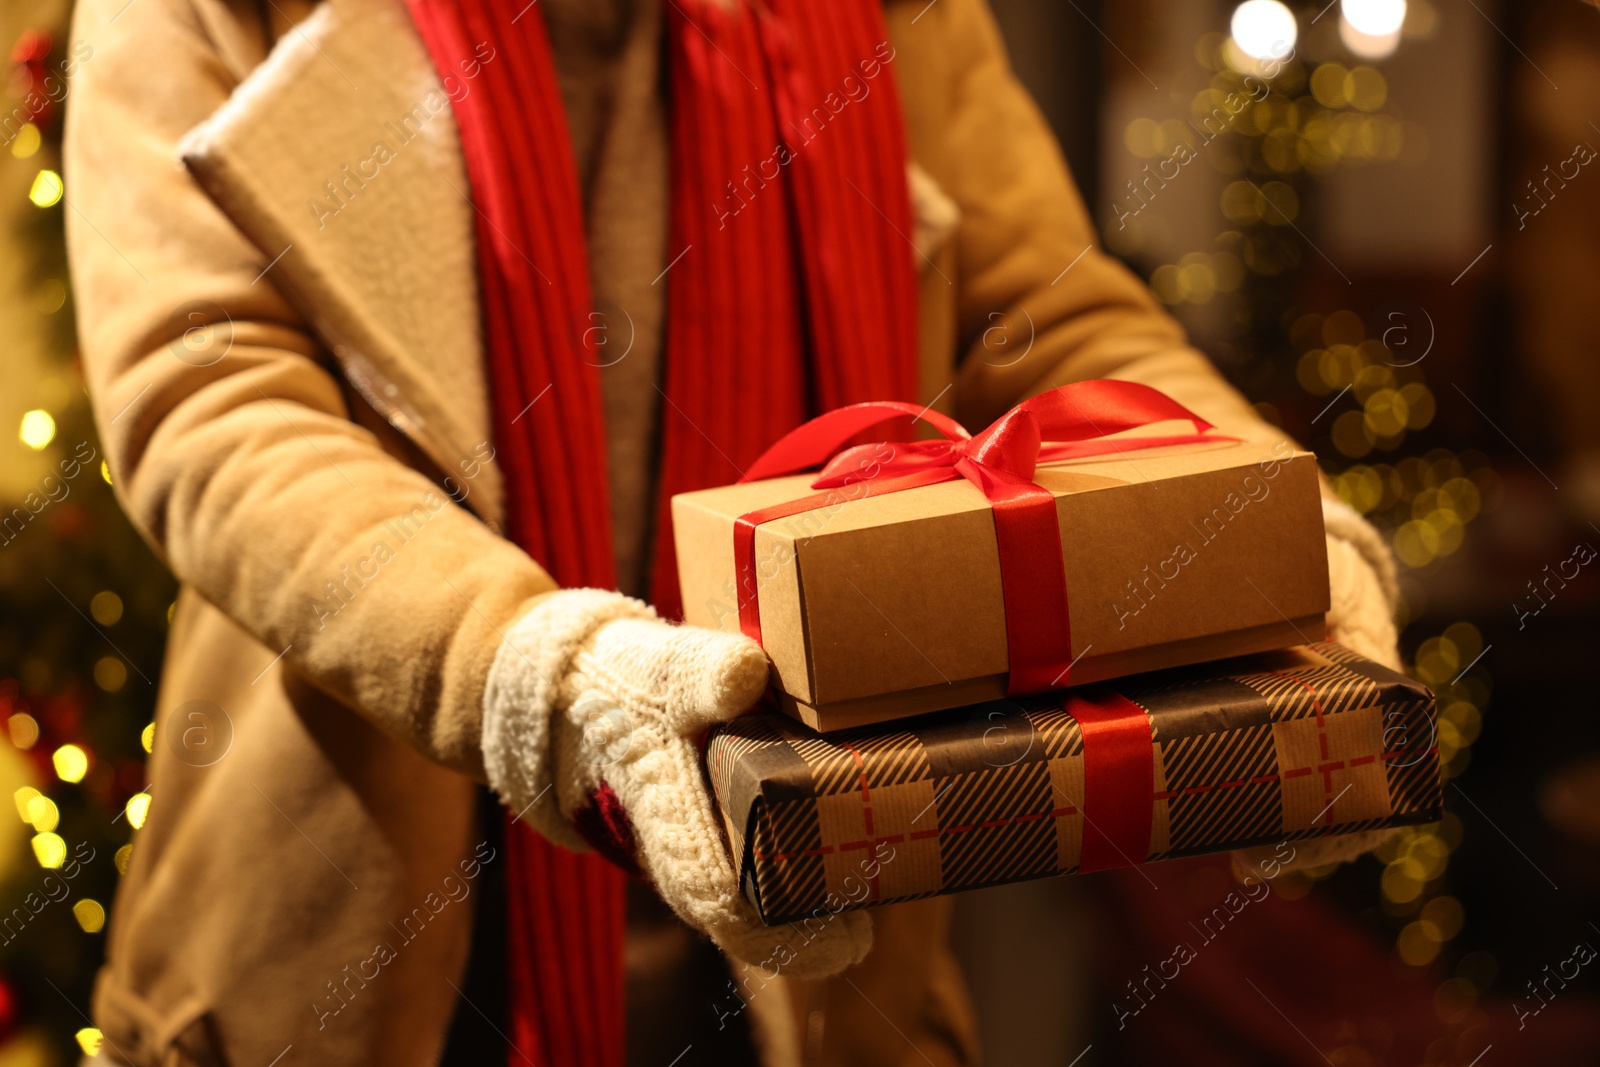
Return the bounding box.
[545,0,668,599]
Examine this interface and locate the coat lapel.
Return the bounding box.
[178,0,504,525]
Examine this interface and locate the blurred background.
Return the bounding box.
[3,0,1600,1064]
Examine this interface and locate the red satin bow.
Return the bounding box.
[735,379,1226,694]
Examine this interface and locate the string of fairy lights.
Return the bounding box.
[4,27,160,1055]
[1121,0,1495,1008]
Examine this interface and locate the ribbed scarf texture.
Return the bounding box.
[405,1,919,1062]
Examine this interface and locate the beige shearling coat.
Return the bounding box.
[64,0,1284,1063]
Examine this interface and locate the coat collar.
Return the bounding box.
[176,0,964,535]
[179,0,505,525]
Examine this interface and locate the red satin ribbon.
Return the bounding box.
[734,379,1228,694]
[1069,689,1156,872]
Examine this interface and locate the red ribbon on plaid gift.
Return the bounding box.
[733,379,1229,694]
[1069,689,1158,871]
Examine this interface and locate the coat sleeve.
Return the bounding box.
[923,0,1279,448]
[64,0,554,779]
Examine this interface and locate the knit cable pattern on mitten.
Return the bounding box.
[1322,495,1401,671]
[482,588,874,980]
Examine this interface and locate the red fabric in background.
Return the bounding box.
[1094,856,1600,1065]
[405,1,919,1064]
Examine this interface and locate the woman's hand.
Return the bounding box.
[482,589,873,980]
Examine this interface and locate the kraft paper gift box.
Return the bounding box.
[673,430,1331,732]
[705,643,1441,925]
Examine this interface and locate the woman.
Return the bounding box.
[63,0,1400,1063]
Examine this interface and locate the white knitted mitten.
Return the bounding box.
[481,588,873,980]
[1235,497,1405,873]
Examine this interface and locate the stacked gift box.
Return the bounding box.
[672,381,1443,921]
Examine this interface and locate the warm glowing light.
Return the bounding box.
[1340,18,1401,60]
[28,168,63,208]
[141,722,155,754]
[1342,0,1406,36]
[115,843,133,874]
[54,743,90,784]
[73,898,107,933]
[95,656,128,692]
[7,713,40,749]
[26,794,60,832]
[76,1028,104,1056]
[91,590,124,626]
[19,408,56,450]
[11,123,41,159]
[1231,1,1298,61]
[125,792,152,830]
[32,831,67,868]
[13,786,41,821]
[1398,919,1442,965]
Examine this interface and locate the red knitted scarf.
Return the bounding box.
[406,1,919,1062]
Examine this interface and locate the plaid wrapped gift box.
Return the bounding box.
[705,643,1441,924]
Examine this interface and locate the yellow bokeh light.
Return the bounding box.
[76,1028,104,1056]
[1398,921,1443,966]
[126,792,152,830]
[1177,253,1218,304]
[95,656,128,693]
[1332,409,1374,459]
[1381,859,1423,903]
[32,831,67,868]
[1425,509,1465,556]
[101,460,113,485]
[1422,896,1464,940]
[1364,388,1410,437]
[115,843,133,874]
[28,168,64,208]
[91,590,124,626]
[1124,117,1158,158]
[73,898,107,933]
[13,785,41,821]
[1221,180,1263,223]
[1296,349,1331,395]
[1354,361,1396,402]
[1262,128,1301,173]
[1322,309,1366,346]
[26,794,60,832]
[1311,63,1351,108]
[141,722,156,754]
[1150,264,1182,304]
[7,712,40,749]
[1337,466,1386,514]
[19,408,57,450]
[1407,833,1452,881]
[1258,181,1299,225]
[1414,636,1460,684]
[1393,519,1440,567]
[1439,477,1480,521]
[33,277,66,314]
[1319,344,1359,389]
[54,743,90,784]
[1346,65,1388,112]
[1400,382,1436,430]
[11,122,41,159]
[1445,701,1482,743]
[1442,621,1483,662]
[1212,251,1245,292]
